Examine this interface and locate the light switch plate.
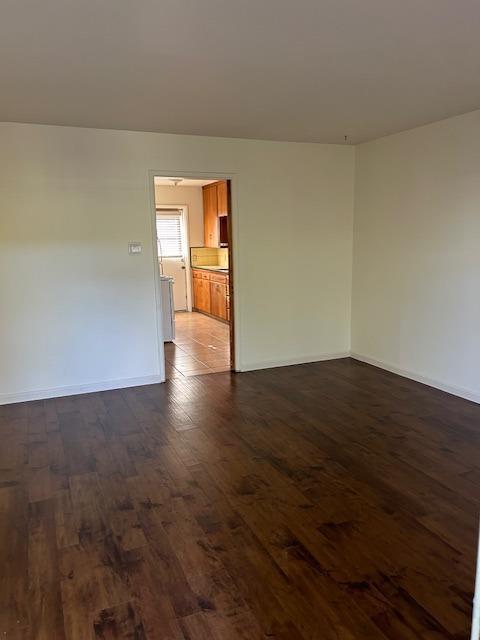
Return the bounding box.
[128,242,142,254]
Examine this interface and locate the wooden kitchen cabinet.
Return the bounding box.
[192,268,229,322]
[192,272,211,314]
[202,180,229,247]
[216,180,228,217]
[210,281,228,321]
[203,183,219,248]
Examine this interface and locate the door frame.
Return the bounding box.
[148,170,240,379]
[155,204,193,312]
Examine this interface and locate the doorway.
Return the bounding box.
[152,175,235,379]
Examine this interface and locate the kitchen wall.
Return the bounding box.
[154,184,204,247]
[0,122,354,402]
[191,247,228,267]
[352,109,480,402]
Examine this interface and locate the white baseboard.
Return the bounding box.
[0,375,165,406]
[4,353,478,407]
[239,352,350,372]
[350,352,480,405]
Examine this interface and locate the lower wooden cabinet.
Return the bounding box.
[192,274,211,314]
[210,282,228,321]
[192,269,229,322]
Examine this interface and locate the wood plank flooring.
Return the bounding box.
[0,358,478,639]
[165,312,231,379]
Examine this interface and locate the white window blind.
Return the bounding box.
[156,213,183,258]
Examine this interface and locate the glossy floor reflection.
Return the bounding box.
[0,359,477,638]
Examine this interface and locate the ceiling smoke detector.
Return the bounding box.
[170,178,183,187]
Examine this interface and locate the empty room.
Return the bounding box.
[0,2,479,639]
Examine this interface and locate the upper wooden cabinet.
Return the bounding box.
[202,180,229,248]
[203,183,219,248]
[216,180,228,217]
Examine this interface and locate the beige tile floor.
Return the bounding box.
[165,311,231,378]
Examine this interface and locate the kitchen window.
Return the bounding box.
[156,212,183,258]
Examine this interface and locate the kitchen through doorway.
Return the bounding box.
[153,175,234,379]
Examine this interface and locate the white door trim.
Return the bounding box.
[147,174,166,382]
[155,204,193,312]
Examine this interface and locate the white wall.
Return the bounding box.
[352,110,480,402]
[154,184,204,247]
[0,122,354,402]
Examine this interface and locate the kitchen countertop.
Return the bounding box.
[192,265,229,273]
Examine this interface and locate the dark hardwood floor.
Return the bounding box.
[0,358,478,639]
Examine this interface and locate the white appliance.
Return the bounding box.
[159,275,175,342]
